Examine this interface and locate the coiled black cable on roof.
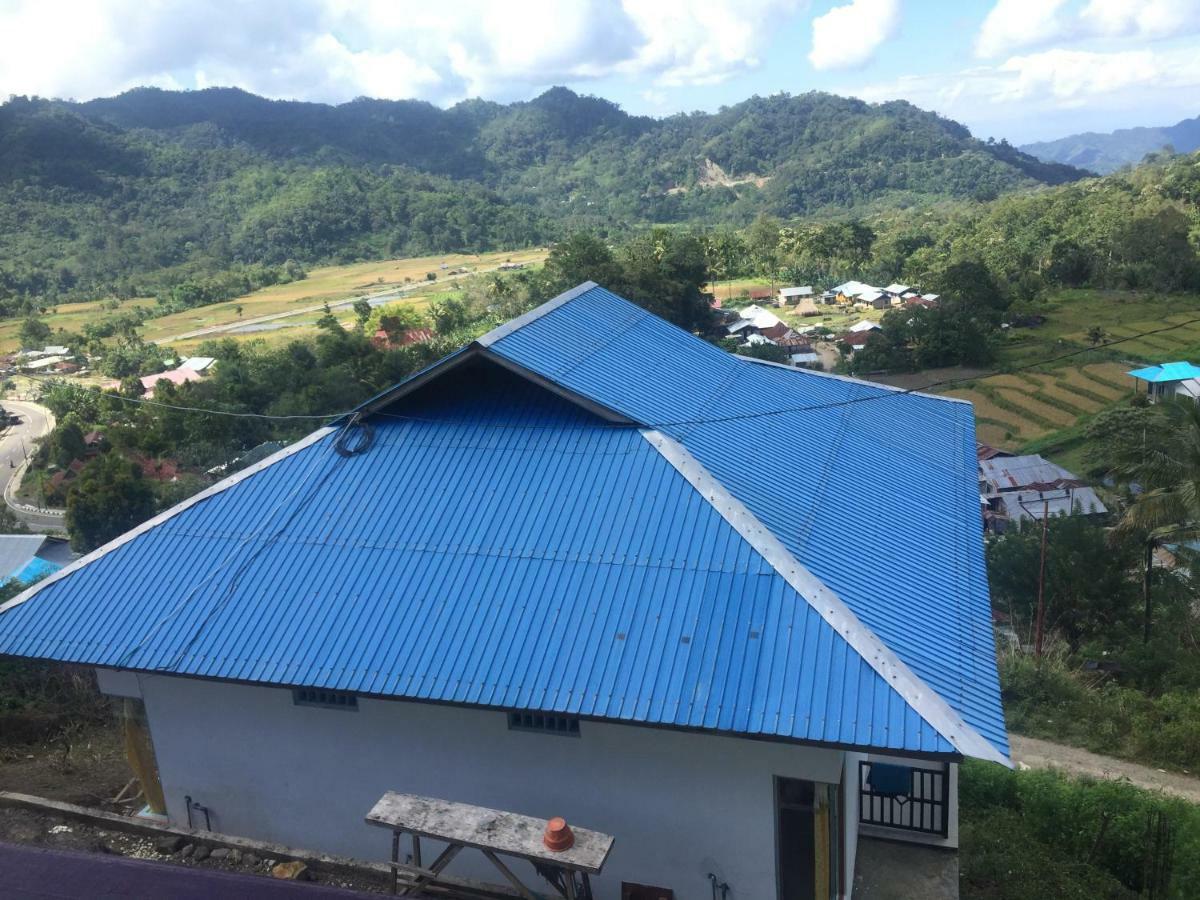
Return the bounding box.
[334,412,375,457]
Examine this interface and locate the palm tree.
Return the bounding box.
[1110,397,1200,640]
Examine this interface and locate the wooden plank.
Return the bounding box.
[366,793,613,874]
[398,844,462,898]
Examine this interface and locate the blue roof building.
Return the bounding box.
[0,283,1007,897]
[1128,361,1200,403]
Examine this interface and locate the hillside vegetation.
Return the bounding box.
[0,86,1082,309]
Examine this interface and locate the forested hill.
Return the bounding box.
[1021,114,1200,175]
[1,85,1083,305]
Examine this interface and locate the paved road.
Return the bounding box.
[0,841,371,898]
[155,265,492,344]
[1010,734,1200,803]
[0,399,64,532]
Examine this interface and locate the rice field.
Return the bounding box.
[943,361,1133,449]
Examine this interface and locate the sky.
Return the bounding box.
[0,0,1198,145]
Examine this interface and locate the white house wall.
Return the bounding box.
[128,673,852,900]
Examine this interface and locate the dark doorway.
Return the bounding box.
[776,777,840,900]
[777,778,816,900]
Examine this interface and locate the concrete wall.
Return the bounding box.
[123,673,852,900]
[842,752,864,892]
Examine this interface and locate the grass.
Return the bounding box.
[0,298,157,354]
[960,759,1200,900]
[0,249,545,355]
[141,248,546,343]
[933,284,1200,454]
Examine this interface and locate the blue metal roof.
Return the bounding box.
[1127,361,1200,383]
[0,283,1007,762]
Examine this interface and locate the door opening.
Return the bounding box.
[776,777,841,900]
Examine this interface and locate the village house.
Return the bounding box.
[746,286,776,303]
[839,330,875,356]
[777,286,816,314]
[1127,361,1200,403]
[0,284,1007,900]
[978,451,1106,532]
[725,303,783,339]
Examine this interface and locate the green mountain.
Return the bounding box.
[0,85,1084,306]
[1021,115,1200,174]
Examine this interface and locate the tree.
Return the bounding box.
[987,515,1139,649]
[928,260,1008,312]
[1109,399,1200,544]
[18,317,51,349]
[1107,398,1200,641]
[745,213,782,278]
[352,298,373,328]
[235,305,244,317]
[65,453,156,553]
[1086,326,1107,346]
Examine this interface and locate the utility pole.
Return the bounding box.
[1034,499,1049,659]
[1143,539,1154,644]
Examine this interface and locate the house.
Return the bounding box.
[848,320,882,334]
[839,330,876,355]
[179,357,216,373]
[725,304,782,338]
[821,290,839,305]
[832,281,881,305]
[1127,361,1200,403]
[777,286,816,314]
[883,284,910,298]
[747,287,775,302]
[859,290,888,310]
[979,453,1106,532]
[0,283,1008,900]
[137,367,201,397]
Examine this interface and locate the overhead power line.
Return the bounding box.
[13,313,1195,429]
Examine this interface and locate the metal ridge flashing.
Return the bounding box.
[0,426,338,617]
[640,427,1011,766]
[476,281,599,348]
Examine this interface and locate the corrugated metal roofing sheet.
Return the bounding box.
[1128,361,1200,383]
[477,285,1007,760]
[0,364,951,754]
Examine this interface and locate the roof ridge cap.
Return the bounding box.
[476,281,599,348]
[640,427,1010,766]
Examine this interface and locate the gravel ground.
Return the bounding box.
[0,805,387,893]
[1010,734,1200,803]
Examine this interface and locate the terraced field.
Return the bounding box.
[943,362,1132,449]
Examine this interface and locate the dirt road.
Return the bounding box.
[1010,734,1200,803]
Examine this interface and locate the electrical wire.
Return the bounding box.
[13,313,1196,430]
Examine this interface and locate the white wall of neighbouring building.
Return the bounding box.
[100,671,856,900]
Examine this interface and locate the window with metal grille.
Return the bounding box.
[507,711,580,736]
[859,760,949,837]
[292,688,358,711]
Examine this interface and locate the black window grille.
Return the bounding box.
[507,711,580,736]
[859,760,949,837]
[293,688,358,711]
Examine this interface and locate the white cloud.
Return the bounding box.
[0,0,803,104]
[851,45,1200,141]
[975,0,1070,59]
[975,0,1200,59]
[808,0,901,71]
